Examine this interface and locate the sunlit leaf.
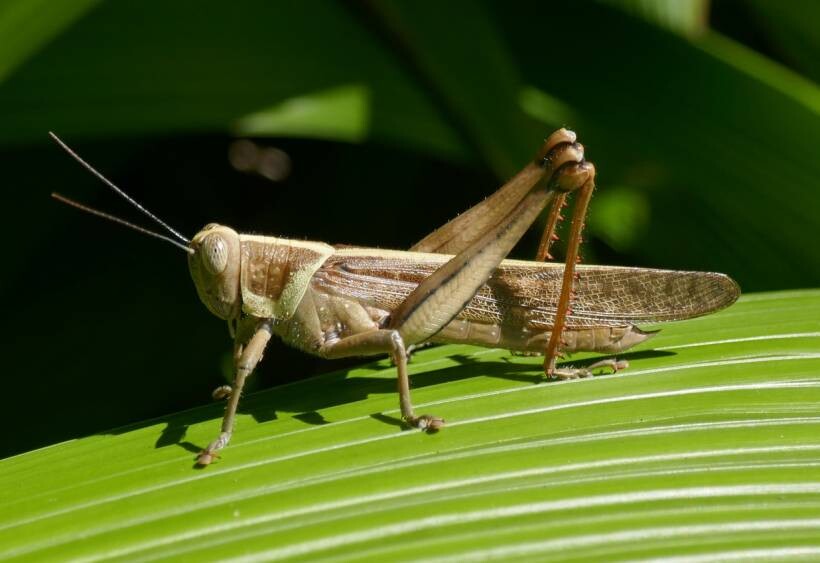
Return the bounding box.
[2,290,819,560]
[234,84,370,143]
[606,0,710,36]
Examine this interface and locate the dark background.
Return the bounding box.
[1,0,818,458]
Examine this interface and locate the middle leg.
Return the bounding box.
[319,329,444,429]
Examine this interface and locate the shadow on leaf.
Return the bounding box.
[107,346,676,456]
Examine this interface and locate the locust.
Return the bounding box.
[50,129,740,466]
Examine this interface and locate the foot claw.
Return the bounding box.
[196,450,220,466]
[407,414,445,432]
[587,358,629,373]
[548,358,629,380]
[550,367,593,380]
[212,385,233,401]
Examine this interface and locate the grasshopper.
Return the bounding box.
[50,129,740,465]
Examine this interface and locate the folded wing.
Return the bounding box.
[313,249,740,330]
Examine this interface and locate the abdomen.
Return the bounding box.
[432,318,654,354]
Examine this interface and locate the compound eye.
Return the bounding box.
[201,233,228,274]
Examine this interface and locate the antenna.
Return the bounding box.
[51,193,193,254]
[48,132,190,245]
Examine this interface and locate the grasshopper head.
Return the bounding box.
[188,224,242,320]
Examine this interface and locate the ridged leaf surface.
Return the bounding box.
[2,289,819,561]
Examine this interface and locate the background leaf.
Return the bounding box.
[0,0,99,83]
[234,85,371,143]
[2,290,819,560]
[725,0,820,83]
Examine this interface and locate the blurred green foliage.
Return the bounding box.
[0,0,817,458]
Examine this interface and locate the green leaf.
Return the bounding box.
[0,1,467,159]
[234,84,370,143]
[3,289,819,560]
[364,1,541,177]
[742,0,820,82]
[585,185,651,252]
[3,1,819,290]
[605,0,710,36]
[505,2,820,289]
[0,0,99,84]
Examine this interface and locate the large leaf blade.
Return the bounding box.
[2,289,819,560]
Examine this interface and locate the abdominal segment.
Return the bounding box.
[432,318,655,354]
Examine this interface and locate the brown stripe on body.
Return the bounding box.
[239,236,334,320]
[242,240,292,301]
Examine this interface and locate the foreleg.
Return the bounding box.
[197,320,272,465]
